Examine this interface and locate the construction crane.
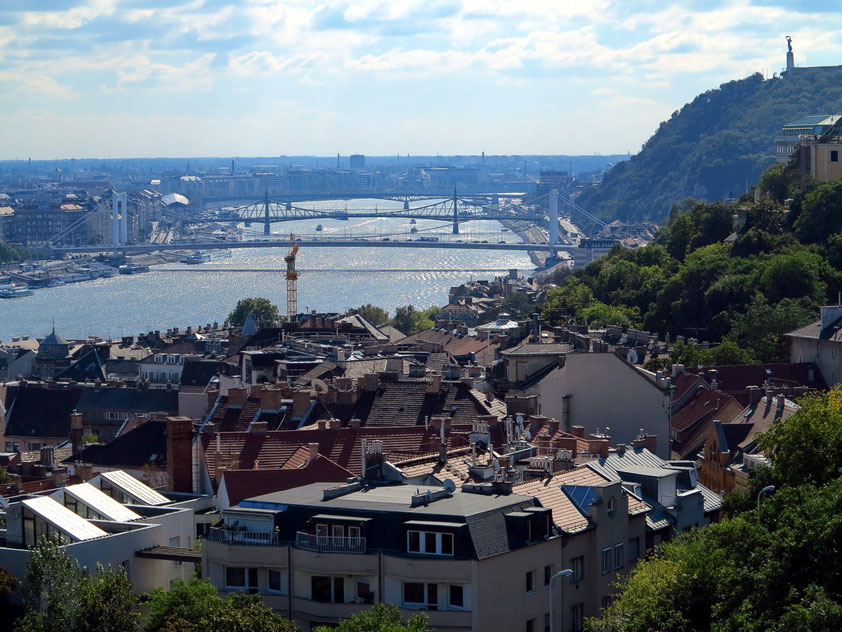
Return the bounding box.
[284,233,299,321]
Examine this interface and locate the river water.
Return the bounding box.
[0,199,533,341]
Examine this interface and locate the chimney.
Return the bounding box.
[70,412,84,455]
[561,395,571,430]
[292,390,312,418]
[820,303,842,332]
[228,387,248,407]
[363,373,379,393]
[75,462,93,482]
[166,416,194,493]
[631,432,658,454]
[308,442,320,463]
[317,420,327,431]
[747,385,762,405]
[777,394,786,408]
[248,421,269,435]
[259,387,284,411]
[671,363,685,378]
[554,436,578,457]
[427,373,442,394]
[548,418,560,434]
[588,438,610,458]
[570,425,585,438]
[531,313,540,343]
[350,417,362,430]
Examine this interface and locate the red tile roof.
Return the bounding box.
[220,455,353,507]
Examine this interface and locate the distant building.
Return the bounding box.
[786,303,842,385]
[573,239,617,269]
[349,154,366,171]
[774,114,841,162]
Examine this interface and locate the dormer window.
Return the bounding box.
[407,529,454,556]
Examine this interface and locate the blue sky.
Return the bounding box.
[1,0,841,159]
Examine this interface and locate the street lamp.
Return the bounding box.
[757,485,775,506]
[549,569,573,632]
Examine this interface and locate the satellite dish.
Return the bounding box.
[311,378,329,394]
[523,429,532,441]
[515,415,524,425]
[0,495,7,510]
[443,479,456,493]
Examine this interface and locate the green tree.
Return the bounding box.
[499,292,533,318]
[145,579,296,632]
[227,297,281,328]
[145,579,220,632]
[0,466,11,484]
[795,180,842,243]
[757,387,842,488]
[18,538,85,632]
[540,278,594,324]
[74,566,139,632]
[390,305,438,335]
[729,295,814,363]
[313,603,430,632]
[356,304,390,327]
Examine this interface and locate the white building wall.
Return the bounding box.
[534,353,670,458]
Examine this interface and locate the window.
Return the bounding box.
[403,582,438,610]
[544,564,554,586]
[267,569,282,593]
[570,603,584,632]
[544,612,551,632]
[606,496,616,517]
[332,525,344,539]
[225,567,257,592]
[406,530,454,556]
[526,570,535,593]
[316,524,328,537]
[570,556,584,582]
[614,543,625,570]
[311,576,344,603]
[602,548,612,574]
[526,618,535,632]
[348,526,361,539]
[832,150,839,162]
[629,538,640,563]
[601,595,613,610]
[449,584,464,608]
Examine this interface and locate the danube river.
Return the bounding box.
[0,199,533,341]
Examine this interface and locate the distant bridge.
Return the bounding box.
[201,191,527,204]
[179,192,540,236]
[53,237,571,255]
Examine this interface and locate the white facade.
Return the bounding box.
[527,353,670,458]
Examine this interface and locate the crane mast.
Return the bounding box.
[284,233,299,321]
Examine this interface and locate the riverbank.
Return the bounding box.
[500,219,548,267]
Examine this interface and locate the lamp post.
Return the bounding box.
[757,485,775,506]
[549,568,573,632]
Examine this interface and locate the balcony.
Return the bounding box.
[206,527,280,546]
[296,531,366,553]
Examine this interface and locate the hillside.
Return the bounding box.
[578,67,842,222]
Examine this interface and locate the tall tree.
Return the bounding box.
[356,304,390,327]
[313,604,430,632]
[227,297,281,328]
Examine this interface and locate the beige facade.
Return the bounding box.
[809,142,842,182]
[526,353,670,458]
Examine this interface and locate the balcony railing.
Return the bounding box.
[296,531,366,553]
[206,527,279,546]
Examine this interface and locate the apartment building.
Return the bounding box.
[204,480,566,632]
[0,470,213,601]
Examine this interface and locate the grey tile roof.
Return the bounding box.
[786,317,842,342]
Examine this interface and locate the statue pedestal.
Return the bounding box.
[787,51,794,71]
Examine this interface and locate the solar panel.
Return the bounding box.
[98,471,170,506]
[63,483,143,522]
[23,496,108,542]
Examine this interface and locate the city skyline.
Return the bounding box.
[2,0,842,159]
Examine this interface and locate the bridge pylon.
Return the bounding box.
[263,189,271,236]
[452,188,459,234]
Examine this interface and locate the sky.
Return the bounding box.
[1,0,842,159]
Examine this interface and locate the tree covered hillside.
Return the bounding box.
[578,67,842,222]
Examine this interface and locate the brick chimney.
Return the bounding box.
[70,411,84,456]
[587,438,610,458]
[248,420,269,435]
[631,433,658,454]
[570,425,585,438]
[75,462,93,482]
[427,373,442,394]
[292,390,312,418]
[554,436,578,457]
[166,416,194,493]
[747,385,762,405]
[308,442,320,463]
[259,387,284,411]
[228,387,248,407]
[548,418,560,434]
